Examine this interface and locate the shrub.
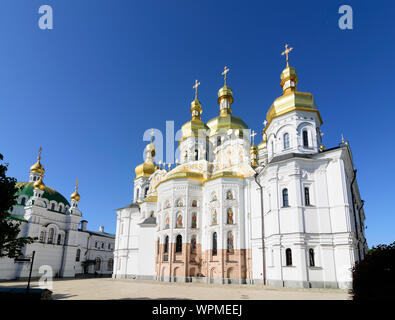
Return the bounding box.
[352,242,395,300]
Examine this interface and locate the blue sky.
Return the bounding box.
[0,0,393,246]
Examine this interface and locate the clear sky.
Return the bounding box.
[0,0,394,246]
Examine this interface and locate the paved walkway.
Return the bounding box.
[0,278,351,300]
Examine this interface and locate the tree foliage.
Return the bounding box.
[0,153,35,258]
[352,242,395,300]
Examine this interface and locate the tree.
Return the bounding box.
[0,153,35,258]
[352,242,395,300]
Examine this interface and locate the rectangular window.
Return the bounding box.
[305,187,310,206]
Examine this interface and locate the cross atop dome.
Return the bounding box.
[281,44,293,68]
[222,66,230,85]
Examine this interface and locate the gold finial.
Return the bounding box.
[38,146,42,160]
[341,134,345,144]
[222,66,230,85]
[162,162,166,169]
[281,44,293,67]
[250,130,257,145]
[167,163,171,170]
[71,178,81,201]
[193,80,200,99]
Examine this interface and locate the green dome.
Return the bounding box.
[16,182,70,209]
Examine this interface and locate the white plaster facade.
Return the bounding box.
[0,162,115,280]
[113,62,367,289]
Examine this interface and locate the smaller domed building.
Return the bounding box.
[0,149,115,280]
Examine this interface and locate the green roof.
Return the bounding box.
[16,182,70,209]
[7,214,28,222]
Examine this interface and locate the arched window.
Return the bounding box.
[184,150,188,161]
[47,228,54,244]
[227,208,234,224]
[76,249,81,262]
[217,136,221,147]
[304,187,310,206]
[286,248,292,266]
[176,235,182,253]
[39,231,45,243]
[94,257,101,271]
[108,243,111,250]
[283,133,290,149]
[227,231,234,253]
[303,130,309,147]
[21,197,26,206]
[190,235,197,254]
[157,238,160,254]
[144,187,149,197]
[191,212,197,229]
[57,234,62,245]
[59,205,63,213]
[212,232,217,256]
[271,140,274,156]
[282,188,289,207]
[164,236,169,253]
[195,149,199,160]
[51,203,55,211]
[136,188,140,200]
[107,258,114,271]
[309,248,315,267]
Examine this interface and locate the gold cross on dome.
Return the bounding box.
[38,146,42,160]
[281,44,293,67]
[250,130,257,145]
[193,80,200,98]
[222,66,230,85]
[75,179,79,191]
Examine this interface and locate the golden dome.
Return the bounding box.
[217,85,234,105]
[135,161,156,179]
[265,66,322,127]
[207,114,248,137]
[70,179,80,201]
[30,147,45,174]
[181,118,209,141]
[33,176,46,191]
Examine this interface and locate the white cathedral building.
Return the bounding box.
[0,150,115,280]
[113,49,367,289]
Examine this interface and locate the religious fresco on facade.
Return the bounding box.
[176,212,183,228]
[227,231,234,253]
[176,199,184,207]
[191,235,197,253]
[192,200,197,207]
[211,192,217,201]
[191,212,197,228]
[227,207,234,224]
[165,215,169,229]
[226,190,233,200]
[212,209,217,225]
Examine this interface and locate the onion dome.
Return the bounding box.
[30,147,45,174]
[33,175,46,190]
[181,80,209,141]
[207,66,248,136]
[135,137,158,179]
[70,179,80,201]
[258,133,267,150]
[265,45,322,128]
[16,182,70,208]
